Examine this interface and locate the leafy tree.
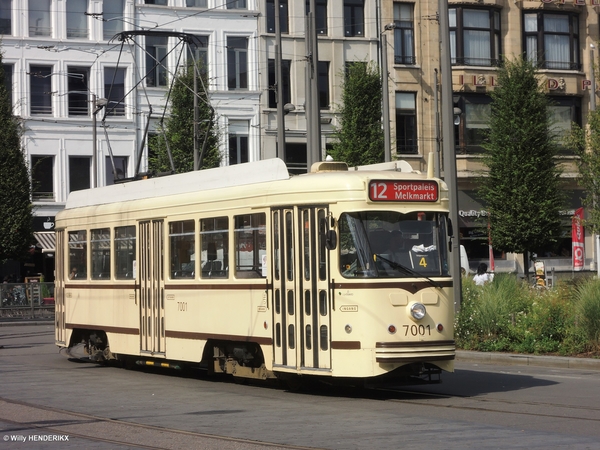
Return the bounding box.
[566,108,600,235]
[479,57,565,278]
[329,61,384,166]
[149,62,220,173]
[0,58,33,263]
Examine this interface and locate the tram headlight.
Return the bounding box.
[409,302,427,320]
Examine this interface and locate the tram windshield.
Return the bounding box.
[339,211,450,278]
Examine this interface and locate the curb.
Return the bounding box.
[456,350,600,371]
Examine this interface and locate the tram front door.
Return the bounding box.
[138,219,166,356]
[271,206,332,373]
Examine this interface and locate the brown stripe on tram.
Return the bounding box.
[331,280,453,294]
[66,323,139,335]
[331,341,361,350]
[376,340,455,348]
[165,330,272,345]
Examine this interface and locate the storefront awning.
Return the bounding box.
[34,231,55,253]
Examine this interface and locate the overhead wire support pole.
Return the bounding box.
[275,0,285,160]
[438,0,462,311]
[381,25,393,163]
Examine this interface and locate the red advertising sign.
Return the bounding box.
[368,180,438,202]
[572,207,584,271]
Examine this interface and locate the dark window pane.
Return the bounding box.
[68,67,89,116]
[31,156,54,200]
[30,65,52,115]
[69,156,90,192]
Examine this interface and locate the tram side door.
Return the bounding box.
[271,207,332,372]
[138,220,166,356]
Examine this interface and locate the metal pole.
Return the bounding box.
[381,32,391,162]
[305,14,314,170]
[439,0,462,311]
[275,0,285,160]
[434,69,440,178]
[308,2,321,166]
[591,45,599,277]
[193,64,199,170]
[92,94,97,188]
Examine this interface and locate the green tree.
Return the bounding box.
[0,58,33,263]
[480,57,565,278]
[567,108,600,235]
[149,62,220,173]
[329,62,384,166]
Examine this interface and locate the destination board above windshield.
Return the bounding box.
[368,180,438,202]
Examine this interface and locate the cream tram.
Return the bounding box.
[54,157,455,385]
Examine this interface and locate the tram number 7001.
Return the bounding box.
[403,324,431,336]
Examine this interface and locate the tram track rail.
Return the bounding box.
[373,386,600,423]
[0,397,319,450]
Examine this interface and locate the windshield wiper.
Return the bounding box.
[374,253,443,289]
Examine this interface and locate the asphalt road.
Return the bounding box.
[1,322,600,449]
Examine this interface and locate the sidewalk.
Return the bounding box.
[2,318,599,371]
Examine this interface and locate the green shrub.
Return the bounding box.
[574,278,600,352]
[456,275,600,357]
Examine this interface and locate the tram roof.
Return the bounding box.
[65,158,291,210]
[64,158,437,211]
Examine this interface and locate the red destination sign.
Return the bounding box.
[368,180,438,202]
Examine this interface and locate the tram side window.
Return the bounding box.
[200,217,228,279]
[115,226,136,279]
[91,228,111,279]
[170,220,195,279]
[234,213,266,278]
[68,230,87,280]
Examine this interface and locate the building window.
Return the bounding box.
[318,61,329,109]
[449,7,501,67]
[30,65,52,115]
[453,95,491,154]
[227,37,248,90]
[0,0,12,35]
[3,64,13,106]
[267,0,288,34]
[227,0,247,9]
[186,0,206,6]
[69,156,90,192]
[103,0,124,40]
[104,67,125,116]
[146,35,168,87]
[229,120,249,165]
[395,92,417,154]
[145,0,168,4]
[344,0,363,37]
[188,35,208,71]
[68,67,89,116]
[268,59,291,109]
[29,0,51,37]
[549,96,581,154]
[393,3,415,65]
[67,0,88,38]
[31,156,54,201]
[106,156,128,185]
[305,0,327,35]
[525,12,580,71]
[284,143,307,174]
